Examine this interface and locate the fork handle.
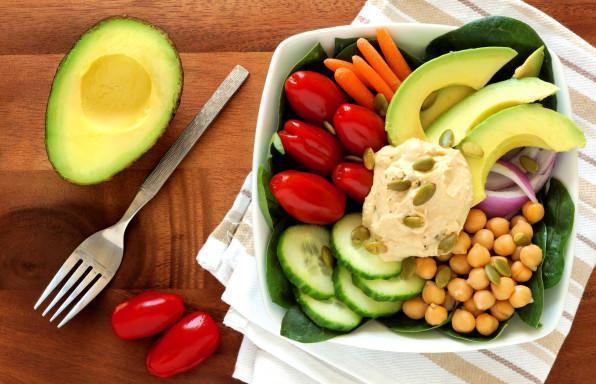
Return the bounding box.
[120,65,250,223]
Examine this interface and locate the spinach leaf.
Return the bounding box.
[257,165,282,229]
[425,16,556,109]
[334,37,424,69]
[518,222,546,328]
[380,309,453,333]
[541,178,575,288]
[265,218,294,308]
[439,317,511,342]
[334,37,359,56]
[281,305,341,343]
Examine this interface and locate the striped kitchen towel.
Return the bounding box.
[197,1,595,383]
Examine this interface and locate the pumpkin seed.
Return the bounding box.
[460,141,484,158]
[364,239,388,254]
[321,245,334,269]
[323,121,336,135]
[374,93,388,117]
[403,215,425,228]
[344,155,362,162]
[421,91,438,110]
[485,264,501,285]
[491,256,511,277]
[401,257,416,279]
[519,155,539,173]
[439,129,455,148]
[513,232,531,246]
[438,232,457,254]
[412,157,435,172]
[435,265,452,288]
[363,147,375,170]
[351,225,370,247]
[388,179,412,192]
[413,183,436,206]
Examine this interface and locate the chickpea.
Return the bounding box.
[490,277,516,300]
[466,243,491,268]
[493,234,516,256]
[444,293,456,311]
[452,232,472,255]
[473,290,496,311]
[467,267,490,290]
[402,296,428,320]
[425,304,448,326]
[464,208,487,234]
[449,254,472,275]
[437,253,452,262]
[509,285,534,308]
[511,246,523,261]
[451,309,476,333]
[510,220,533,240]
[422,281,446,305]
[490,300,515,321]
[486,217,510,237]
[447,278,474,302]
[511,215,527,227]
[463,298,484,317]
[511,261,532,282]
[416,257,437,279]
[476,313,499,336]
[472,229,495,250]
[522,201,545,224]
[520,244,543,271]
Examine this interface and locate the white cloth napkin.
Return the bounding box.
[198,1,596,383]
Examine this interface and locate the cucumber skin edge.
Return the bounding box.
[351,275,423,302]
[295,291,362,332]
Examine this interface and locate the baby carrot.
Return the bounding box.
[356,38,400,91]
[376,27,412,80]
[323,58,372,87]
[352,55,394,101]
[334,68,375,110]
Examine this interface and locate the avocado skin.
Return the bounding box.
[45,16,184,185]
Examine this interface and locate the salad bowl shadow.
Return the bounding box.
[251,23,578,353]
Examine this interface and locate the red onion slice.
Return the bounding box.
[492,160,537,202]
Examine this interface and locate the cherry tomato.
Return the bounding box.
[111,291,184,340]
[285,71,347,124]
[146,312,220,378]
[333,103,387,155]
[269,170,346,224]
[332,162,373,203]
[278,119,343,175]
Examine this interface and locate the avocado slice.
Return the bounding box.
[460,104,586,205]
[385,47,517,145]
[420,85,475,129]
[46,17,183,184]
[425,78,558,146]
[513,46,545,79]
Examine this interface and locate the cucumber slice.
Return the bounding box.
[353,272,425,301]
[334,265,402,317]
[278,225,334,299]
[331,213,402,279]
[296,289,362,332]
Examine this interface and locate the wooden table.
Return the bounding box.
[0,1,593,383]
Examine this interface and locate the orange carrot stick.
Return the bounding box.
[352,55,394,101]
[323,58,372,87]
[376,27,412,80]
[334,68,375,110]
[356,38,400,91]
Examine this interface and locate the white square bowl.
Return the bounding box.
[251,23,578,353]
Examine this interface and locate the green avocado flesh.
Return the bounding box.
[46,17,183,184]
[385,47,517,145]
[425,77,558,146]
[460,104,586,205]
[513,46,545,79]
[420,85,475,129]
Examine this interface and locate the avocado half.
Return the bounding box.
[45,16,183,184]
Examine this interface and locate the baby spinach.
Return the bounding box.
[257,165,282,229]
[518,222,546,328]
[281,305,341,342]
[265,218,294,308]
[380,309,453,333]
[334,37,423,69]
[439,317,511,342]
[425,16,556,109]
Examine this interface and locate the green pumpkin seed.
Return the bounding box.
[435,265,452,288]
[491,256,511,277]
[401,257,416,279]
[374,93,388,117]
[403,215,425,228]
[413,183,436,206]
[460,141,484,158]
[439,129,455,148]
[412,157,435,172]
[421,91,438,110]
[388,179,411,192]
[323,121,336,135]
[513,232,531,246]
[351,225,370,247]
[364,239,388,254]
[363,147,375,170]
[438,233,457,254]
[520,155,539,173]
[344,155,362,162]
[321,245,334,269]
[485,264,501,285]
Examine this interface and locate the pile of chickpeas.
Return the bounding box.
[402,201,545,336]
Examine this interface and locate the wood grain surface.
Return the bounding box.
[0,1,594,383]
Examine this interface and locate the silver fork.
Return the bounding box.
[34,65,249,327]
